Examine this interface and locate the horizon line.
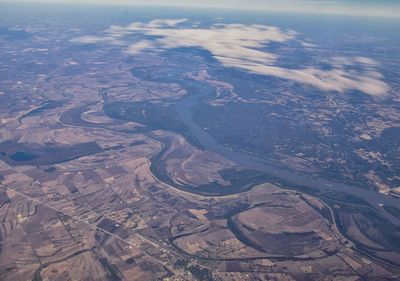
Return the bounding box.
[1,0,400,19]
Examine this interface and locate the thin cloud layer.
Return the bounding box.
[71,19,390,96]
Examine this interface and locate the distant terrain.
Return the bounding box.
[1,3,400,281]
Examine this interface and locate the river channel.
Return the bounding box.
[174,85,400,226]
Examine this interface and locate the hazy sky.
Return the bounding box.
[2,0,400,18]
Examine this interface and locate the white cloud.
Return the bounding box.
[127,40,153,54]
[71,19,390,97]
[299,40,317,48]
[69,35,124,45]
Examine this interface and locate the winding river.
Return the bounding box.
[128,67,400,226]
[174,87,400,226]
